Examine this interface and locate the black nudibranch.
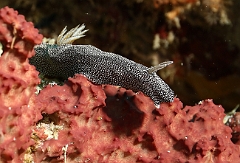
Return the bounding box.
[30,24,174,108]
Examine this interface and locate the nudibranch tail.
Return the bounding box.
[57,24,88,45]
[147,61,173,74]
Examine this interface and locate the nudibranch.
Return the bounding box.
[30,24,174,108]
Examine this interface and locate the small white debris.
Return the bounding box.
[0,42,3,56]
[153,34,160,50]
[223,104,239,124]
[62,144,69,163]
[49,81,58,87]
[35,86,41,94]
[36,122,63,140]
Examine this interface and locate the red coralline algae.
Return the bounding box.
[0,6,43,162]
[27,75,240,163]
[0,6,42,107]
[1,6,240,163]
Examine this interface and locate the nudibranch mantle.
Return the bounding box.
[30,24,174,108]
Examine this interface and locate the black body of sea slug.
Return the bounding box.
[29,25,174,108]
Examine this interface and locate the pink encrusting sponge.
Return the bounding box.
[0,6,42,162]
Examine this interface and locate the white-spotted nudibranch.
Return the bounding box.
[29,24,174,108]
